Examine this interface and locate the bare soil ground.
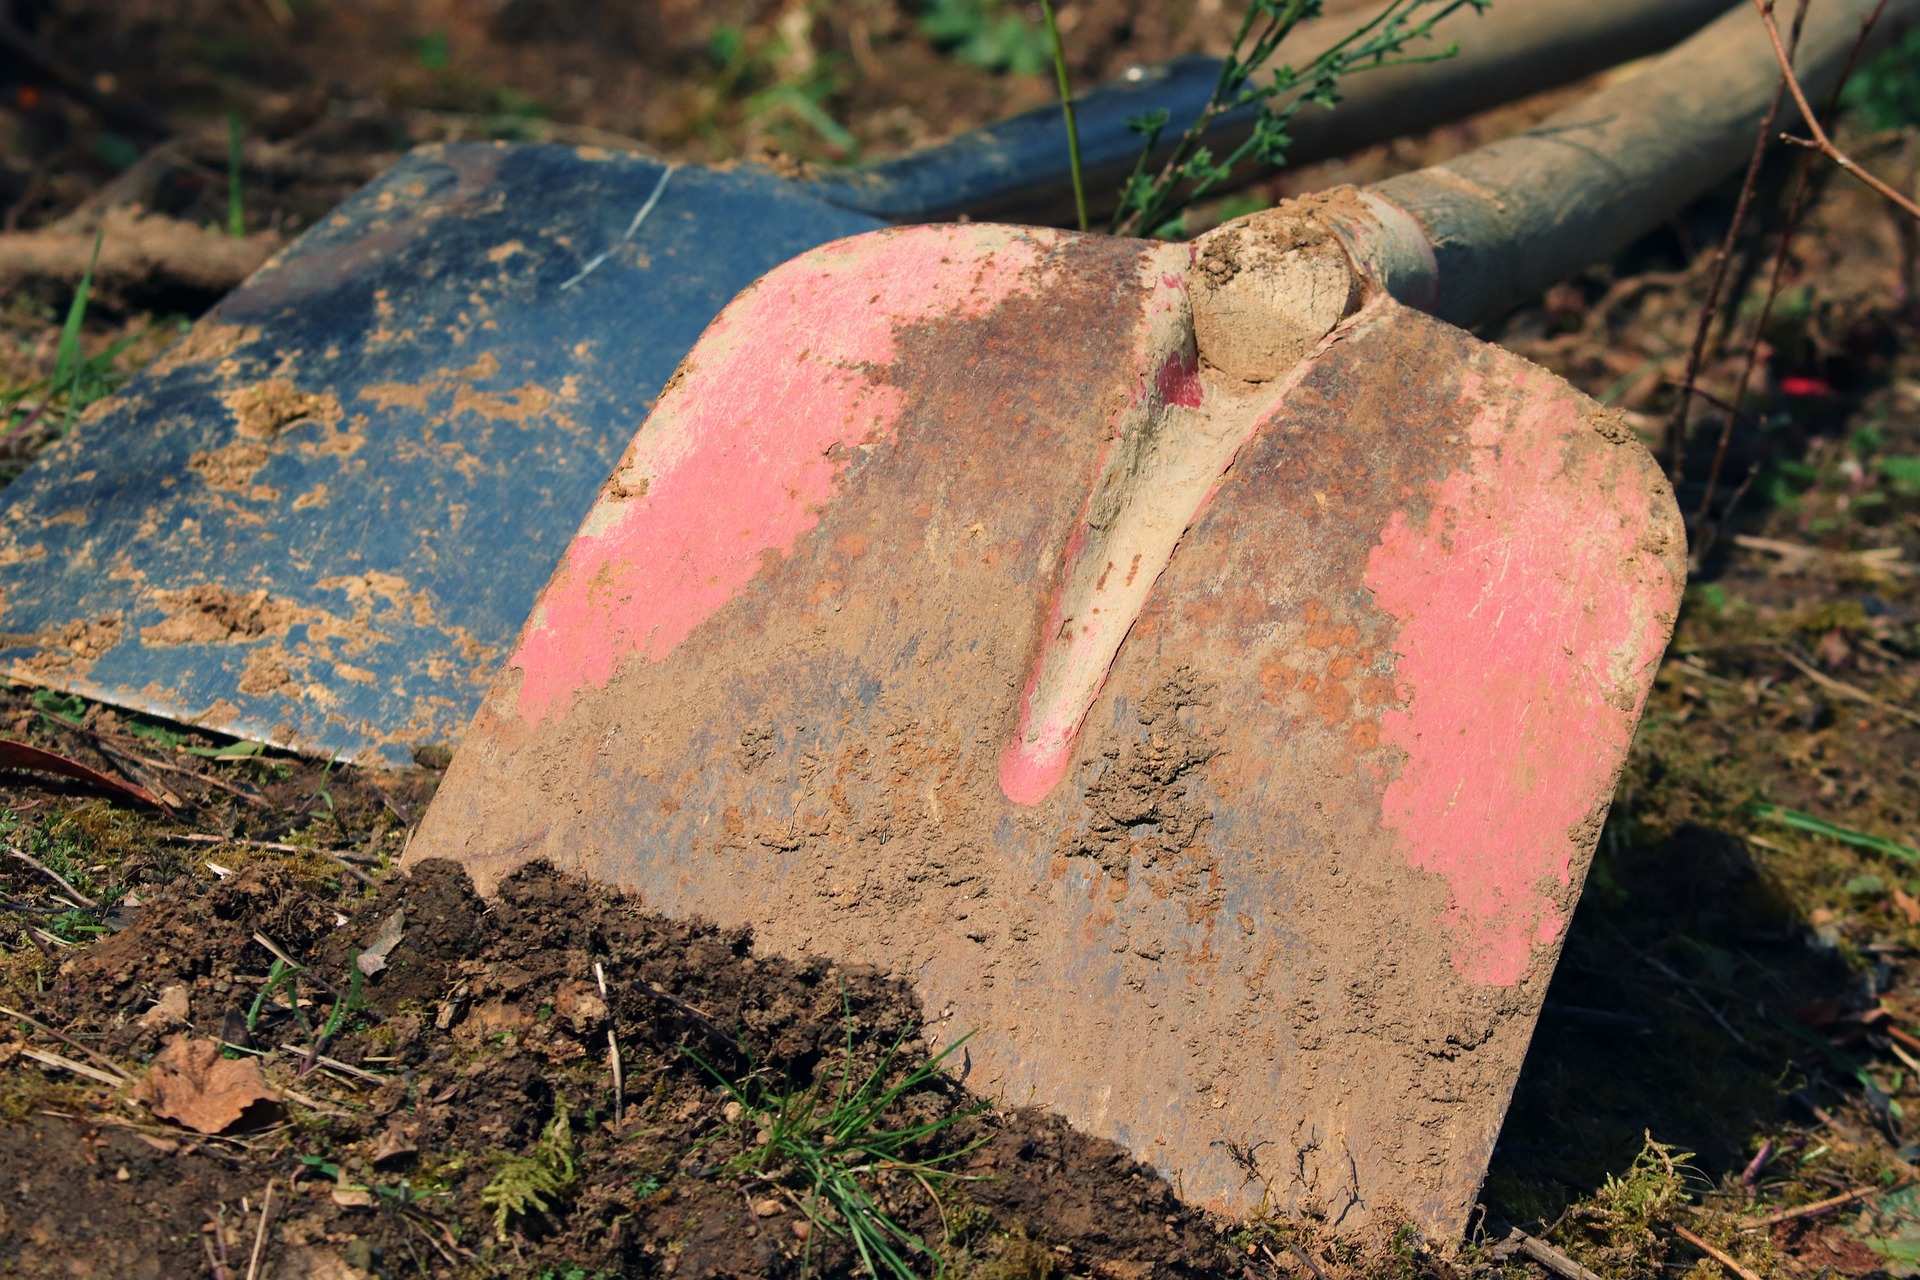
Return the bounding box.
[1,1,1919,1278]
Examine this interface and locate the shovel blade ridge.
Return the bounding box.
[412,222,1683,1235]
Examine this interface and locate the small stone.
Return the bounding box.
[115,1167,130,1182]
[751,1198,782,1218]
[791,1220,811,1242]
[137,985,190,1029]
[722,1100,744,1124]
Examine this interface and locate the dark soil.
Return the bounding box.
[3,851,1292,1279]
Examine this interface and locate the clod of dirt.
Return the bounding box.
[131,1034,279,1134]
[1188,204,1356,384]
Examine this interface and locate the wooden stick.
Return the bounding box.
[1498,1228,1605,1280]
[5,846,97,908]
[1675,1225,1765,1280]
[1779,648,1920,727]
[1741,1177,1911,1228]
[245,1180,274,1280]
[20,1046,125,1087]
[1749,0,1920,222]
[0,1003,132,1080]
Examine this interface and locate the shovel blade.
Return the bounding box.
[410,223,1684,1233]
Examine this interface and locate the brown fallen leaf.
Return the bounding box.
[132,1034,279,1134]
[0,738,163,807]
[1894,886,1920,927]
[368,1122,417,1167]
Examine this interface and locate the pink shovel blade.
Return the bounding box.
[408,221,1684,1235]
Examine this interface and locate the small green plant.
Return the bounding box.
[694,1011,984,1280]
[1880,455,1920,495]
[920,0,1053,76]
[226,110,245,239]
[53,232,103,436]
[480,1099,578,1239]
[1108,0,1485,238]
[30,689,87,727]
[1551,1136,1699,1280]
[1842,26,1920,129]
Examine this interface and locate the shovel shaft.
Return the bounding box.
[817,0,1736,225]
[1365,0,1920,328]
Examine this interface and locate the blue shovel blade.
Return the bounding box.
[0,143,882,764]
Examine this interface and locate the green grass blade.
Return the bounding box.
[228,109,246,239]
[55,231,103,436]
[1752,804,1920,862]
[1038,0,1087,232]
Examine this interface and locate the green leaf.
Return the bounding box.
[1752,804,1920,863]
[184,739,266,760]
[53,231,103,435]
[31,688,88,726]
[1879,456,1920,495]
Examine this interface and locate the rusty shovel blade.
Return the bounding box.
[407,216,1684,1235]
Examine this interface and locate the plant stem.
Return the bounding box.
[227,109,245,239]
[1038,0,1087,232]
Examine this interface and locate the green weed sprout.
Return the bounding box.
[480,1099,578,1239]
[52,231,103,435]
[1111,0,1486,238]
[693,1011,984,1280]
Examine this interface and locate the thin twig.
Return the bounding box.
[20,1046,126,1086]
[1749,0,1920,222]
[245,1180,274,1280]
[1496,1229,1604,1280]
[1675,1225,1764,1280]
[6,845,98,908]
[276,1043,385,1084]
[1706,0,1895,528]
[1671,0,1804,491]
[169,833,300,853]
[1741,1175,1912,1228]
[0,1003,133,1080]
[1779,647,1920,726]
[597,961,625,1125]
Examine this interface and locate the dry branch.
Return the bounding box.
[1750,0,1920,221]
[0,207,281,296]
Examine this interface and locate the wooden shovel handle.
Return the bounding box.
[1365,0,1919,329]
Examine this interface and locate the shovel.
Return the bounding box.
[0,0,1734,765]
[408,0,1915,1235]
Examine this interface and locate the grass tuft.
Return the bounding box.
[695,1003,984,1280]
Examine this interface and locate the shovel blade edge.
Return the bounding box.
[410,223,1685,1234]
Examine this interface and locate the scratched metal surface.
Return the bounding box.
[0,143,881,764]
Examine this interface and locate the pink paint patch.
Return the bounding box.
[1154,349,1203,408]
[1364,365,1677,986]
[511,225,1050,725]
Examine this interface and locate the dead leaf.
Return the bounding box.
[137,984,190,1029]
[355,907,404,978]
[369,1122,417,1166]
[0,739,164,807]
[132,1034,279,1133]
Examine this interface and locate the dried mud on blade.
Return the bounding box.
[410,219,1684,1234]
